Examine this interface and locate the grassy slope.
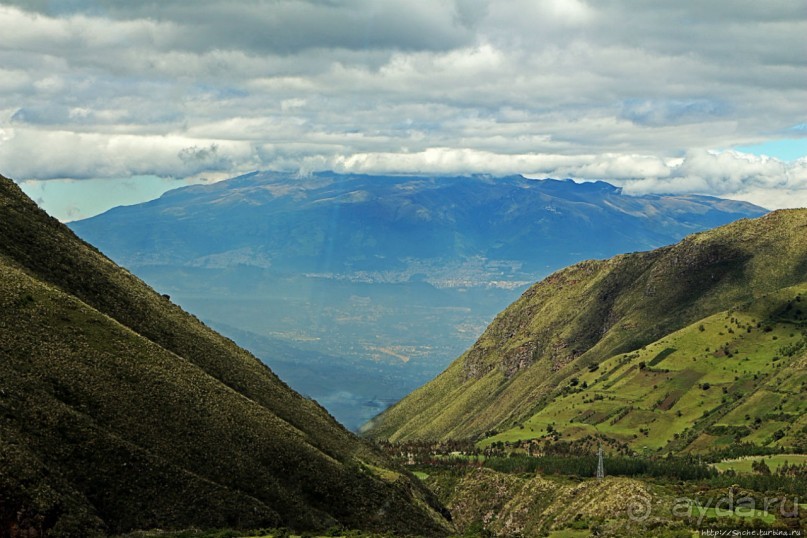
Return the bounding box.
[425,467,788,537]
[427,468,677,536]
[479,284,807,453]
[365,210,807,443]
[713,455,807,474]
[0,174,451,537]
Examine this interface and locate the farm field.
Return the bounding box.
[712,454,807,474]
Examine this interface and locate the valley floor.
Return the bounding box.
[117,447,807,538]
[375,439,807,537]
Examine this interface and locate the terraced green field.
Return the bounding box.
[481,284,807,453]
[712,454,807,474]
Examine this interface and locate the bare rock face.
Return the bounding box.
[462,346,493,380]
[500,341,538,378]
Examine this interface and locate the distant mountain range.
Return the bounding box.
[70,171,765,276]
[69,171,767,429]
[364,209,807,455]
[0,173,450,536]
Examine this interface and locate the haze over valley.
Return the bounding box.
[69,171,766,429]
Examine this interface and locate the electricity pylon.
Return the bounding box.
[596,445,605,480]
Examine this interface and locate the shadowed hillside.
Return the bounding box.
[0,173,451,536]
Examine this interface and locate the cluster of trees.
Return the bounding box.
[483,454,716,481]
[380,435,642,463]
[777,461,807,478]
[709,472,807,497]
[377,437,807,491]
[376,439,485,465]
[702,442,787,463]
[378,437,721,481]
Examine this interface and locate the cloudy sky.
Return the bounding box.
[1,0,806,220]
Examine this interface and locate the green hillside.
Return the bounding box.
[0,173,451,537]
[427,468,676,537]
[422,465,798,537]
[364,209,807,451]
[478,284,807,453]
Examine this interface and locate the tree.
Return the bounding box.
[751,459,771,475]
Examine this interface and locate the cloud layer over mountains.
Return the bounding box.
[1,1,806,208]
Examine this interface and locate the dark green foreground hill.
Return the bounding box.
[0,173,451,536]
[365,209,807,452]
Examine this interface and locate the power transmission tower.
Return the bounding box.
[596,445,605,480]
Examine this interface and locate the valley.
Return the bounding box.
[69,171,765,430]
[365,209,807,446]
[5,0,804,534]
[3,171,804,537]
[132,264,514,428]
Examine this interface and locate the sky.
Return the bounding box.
[1,0,806,220]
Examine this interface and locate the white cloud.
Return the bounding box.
[0,1,805,210]
[0,68,30,92]
[615,151,807,209]
[0,128,256,180]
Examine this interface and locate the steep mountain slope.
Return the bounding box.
[68,171,766,429]
[364,209,807,448]
[0,173,451,537]
[476,283,807,453]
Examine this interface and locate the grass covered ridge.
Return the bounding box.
[0,173,451,536]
